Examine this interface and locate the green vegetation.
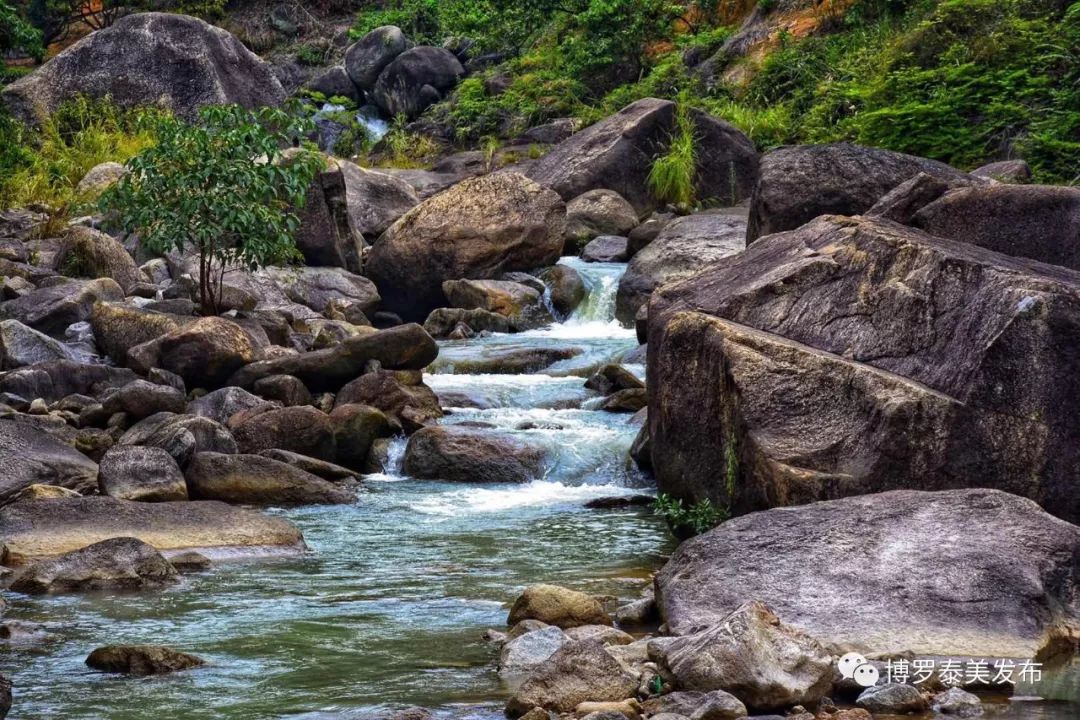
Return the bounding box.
[654,493,729,538]
[1,0,42,59]
[648,96,698,208]
[100,105,323,314]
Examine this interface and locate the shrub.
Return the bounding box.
[654,493,728,538]
[648,97,698,207]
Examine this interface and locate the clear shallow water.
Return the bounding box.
[2,257,670,719]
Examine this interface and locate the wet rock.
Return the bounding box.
[168,549,211,572]
[433,346,582,375]
[403,426,546,483]
[509,584,612,629]
[186,452,355,506]
[565,190,639,252]
[53,226,141,293]
[910,184,1080,270]
[971,159,1031,183]
[584,495,653,510]
[329,403,394,469]
[505,640,639,716]
[615,211,745,324]
[601,389,647,413]
[442,279,545,321]
[654,489,1079,658]
[340,160,420,238]
[0,319,73,368]
[85,644,204,676]
[0,418,99,503]
[614,597,657,627]
[366,172,566,321]
[855,683,928,714]
[932,687,983,717]
[345,25,412,90]
[582,236,629,263]
[2,12,284,124]
[98,445,188,502]
[527,98,757,215]
[372,46,464,118]
[586,365,644,395]
[257,449,359,482]
[228,324,437,392]
[187,386,270,425]
[102,380,186,420]
[642,691,746,720]
[654,601,832,712]
[252,375,312,407]
[746,142,967,242]
[0,278,123,336]
[500,626,569,676]
[0,496,303,563]
[565,625,634,646]
[334,371,440,433]
[231,406,336,461]
[10,537,178,594]
[424,307,512,338]
[537,264,587,318]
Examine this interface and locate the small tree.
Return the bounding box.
[101,105,323,314]
[0,0,43,60]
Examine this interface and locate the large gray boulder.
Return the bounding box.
[564,189,639,252]
[85,644,204,675]
[0,496,304,564]
[910,184,1080,270]
[101,379,186,420]
[230,406,336,461]
[0,359,135,402]
[98,445,188,502]
[0,319,73,368]
[10,536,178,594]
[366,173,566,321]
[646,215,1080,523]
[371,46,464,118]
[344,25,412,90]
[340,160,420,239]
[654,489,1080,659]
[403,426,546,484]
[53,226,142,293]
[0,278,123,336]
[499,626,569,677]
[508,584,612,629]
[185,452,355,506]
[505,640,638,716]
[292,155,362,273]
[654,601,833,712]
[1,13,285,125]
[528,98,758,214]
[615,210,746,324]
[746,142,967,242]
[0,419,99,503]
[260,266,380,316]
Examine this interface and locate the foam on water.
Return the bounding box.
[408,481,644,516]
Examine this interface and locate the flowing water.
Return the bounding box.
[3,259,1077,719]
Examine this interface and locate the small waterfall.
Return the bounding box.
[556,257,630,333]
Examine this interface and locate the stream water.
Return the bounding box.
[3,259,1077,719]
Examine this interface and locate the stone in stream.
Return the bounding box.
[186,452,356,506]
[581,236,629,263]
[442,279,547,322]
[423,307,512,338]
[499,626,569,677]
[564,189,639,252]
[537,264,587,318]
[600,389,647,413]
[646,214,1080,523]
[10,537,179,594]
[585,365,644,396]
[505,640,639,716]
[365,172,566,321]
[615,210,746,325]
[257,449,359,482]
[98,445,188,502]
[931,687,984,717]
[403,426,546,484]
[0,418,99,503]
[855,683,928,714]
[0,497,304,564]
[329,403,396,469]
[642,691,747,720]
[335,370,440,433]
[85,644,204,676]
[231,406,337,462]
[432,346,583,375]
[508,584,613,629]
[654,489,1079,659]
[652,601,833,712]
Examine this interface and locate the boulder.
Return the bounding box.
[654,489,1080,659]
[231,406,336,461]
[585,365,644,395]
[335,370,441,432]
[505,640,639,716]
[615,211,745,324]
[0,278,123,336]
[642,691,746,720]
[228,323,438,392]
[305,66,358,102]
[0,419,99,503]
[910,184,1080,270]
[186,452,355,506]
[537,264,587,319]
[442,279,545,323]
[600,389,647,413]
[10,537,178,594]
[75,161,127,198]
[102,380,186,420]
[329,403,394,469]
[340,159,420,238]
[187,386,269,425]
[499,626,569,676]
[581,236,629,263]
[98,445,188,502]
[971,159,1031,183]
[53,226,141,293]
[855,684,928,714]
[372,46,464,118]
[403,426,546,483]
[509,584,612,629]
[565,190,639,252]
[89,302,184,366]
[528,98,757,214]
[864,171,979,225]
[646,215,1080,522]
[746,142,967,242]
[654,601,832,712]
[85,644,204,675]
[119,412,238,466]
[932,687,983,717]
[366,172,566,321]
[0,359,135,403]
[0,496,304,564]
[2,13,285,125]
[0,319,73,368]
[428,346,582,375]
[564,625,634,647]
[423,307,511,338]
[261,266,380,316]
[157,317,256,389]
[252,374,311,407]
[344,25,412,90]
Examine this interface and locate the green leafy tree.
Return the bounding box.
[1,0,42,59]
[101,105,323,314]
